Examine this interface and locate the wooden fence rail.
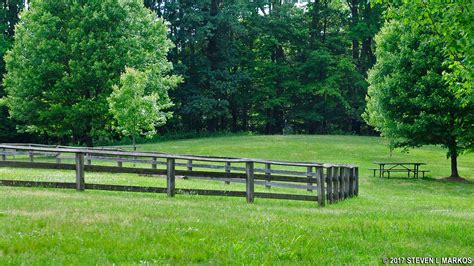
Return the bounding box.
[0,144,359,206]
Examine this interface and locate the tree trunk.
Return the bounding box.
[309,0,321,46]
[133,135,137,167]
[83,135,93,148]
[448,112,459,178]
[450,152,459,178]
[133,135,136,152]
[348,0,359,63]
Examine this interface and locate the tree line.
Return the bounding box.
[1,0,383,144]
[144,0,383,135]
[0,0,472,177]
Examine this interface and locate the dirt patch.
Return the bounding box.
[441,176,471,183]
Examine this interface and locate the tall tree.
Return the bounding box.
[146,0,251,133]
[249,1,366,134]
[381,0,473,107]
[3,0,179,146]
[0,0,24,142]
[142,0,377,136]
[346,0,384,74]
[364,21,474,178]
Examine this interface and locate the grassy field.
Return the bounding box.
[0,135,473,264]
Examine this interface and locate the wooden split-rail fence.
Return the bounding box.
[0,144,359,206]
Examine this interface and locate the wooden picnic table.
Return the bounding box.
[371,162,427,178]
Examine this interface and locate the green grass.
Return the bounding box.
[0,135,473,264]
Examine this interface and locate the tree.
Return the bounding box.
[144,0,371,135]
[108,67,175,151]
[248,1,366,134]
[0,0,24,142]
[2,0,178,146]
[379,0,473,107]
[346,0,384,74]
[145,0,253,133]
[363,21,474,178]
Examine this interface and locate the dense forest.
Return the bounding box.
[0,0,383,144]
[1,0,471,150]
[143,0,383,135]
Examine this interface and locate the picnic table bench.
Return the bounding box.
[369,162,429,178]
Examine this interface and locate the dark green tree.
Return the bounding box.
[143,0,378,135]
[0,0,24,142]
[146,0,252,133]
[249,1,366,134]
[3,0,178,146]
[345,0,384,74]
[364,21,474,178]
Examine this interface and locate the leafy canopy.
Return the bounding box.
[108,67,175,139]
[378,0,473,105]
[0,0,24,142]
[2,0,179,144]
[364,20,473,156]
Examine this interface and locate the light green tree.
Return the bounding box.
[2,0,179,145]
[377,0,473,105]
[108,67,176,151]
[363,21,474,179]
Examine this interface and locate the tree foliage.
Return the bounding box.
[0,0,24,142]
[3,0,386,143]
[2,0,178,145]
[379,0,473,106]
[108,67,176,148]
[145,0,380,135]
[364,21,474,177]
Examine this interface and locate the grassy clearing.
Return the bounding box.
[0,135,473,264]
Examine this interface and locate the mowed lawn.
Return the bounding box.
[0,135,473,264]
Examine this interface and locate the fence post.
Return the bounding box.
[182,159,192,180]
[355,167,359,196]
[345,168,350,199]
[347,168,351,197]
[225,162,231,184]
[75,153,85,191]
[326,167,333,203]
[86,153,92,166]
[1,148,6,161]
[152,157,157,169]
[339,167,345,200]
[56,152,61,164]
[348,167,355,197]
[117,156,123,167]
[316,167,325,207]
[333,167,339,202]
[265,163,271,189]
[167,158,175,197]
[29,151,34,162]
[246,161,254,203]
[307,166,313,192]
[342,168,348,198]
